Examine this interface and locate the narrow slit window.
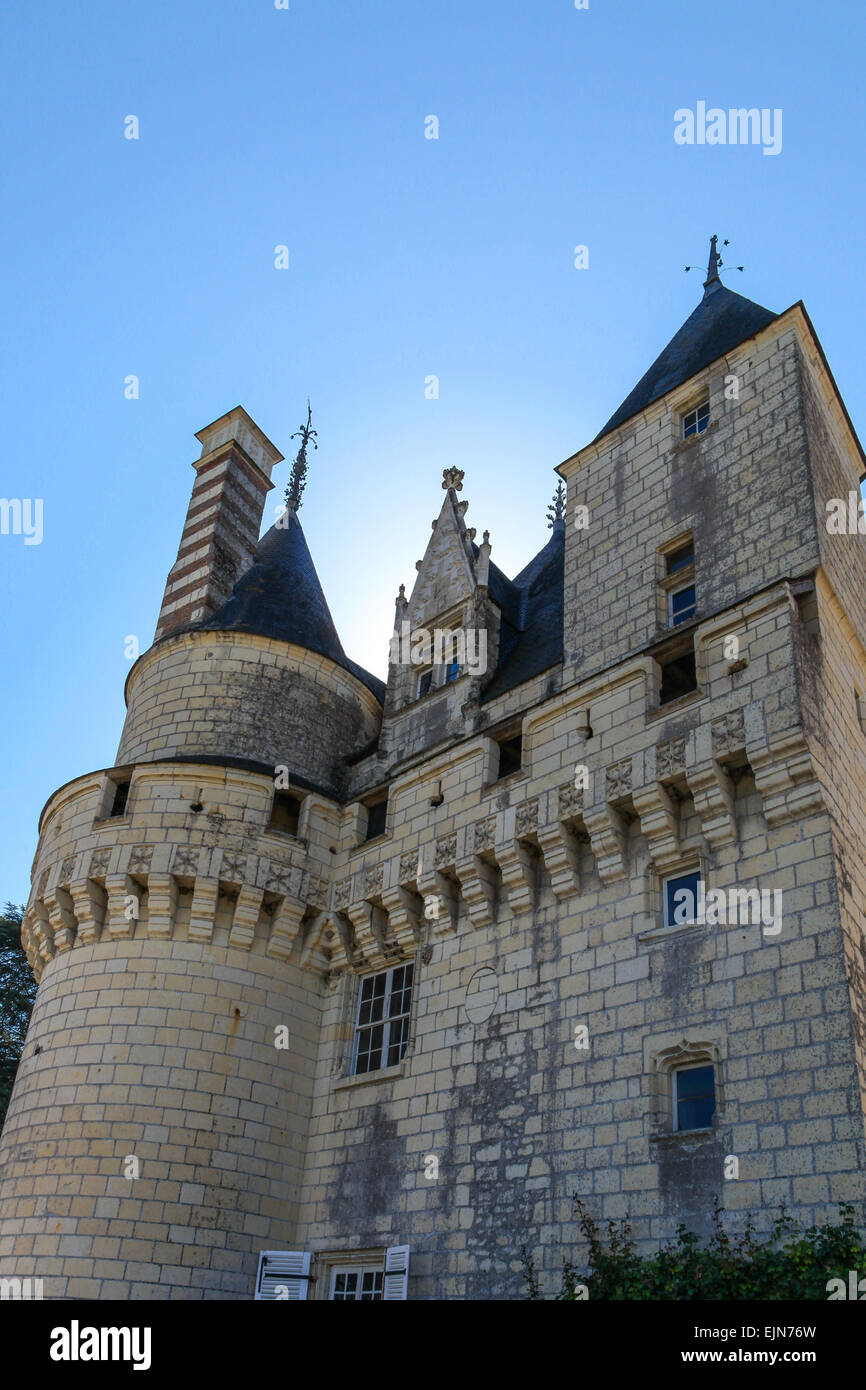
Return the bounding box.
[108,779,130,818]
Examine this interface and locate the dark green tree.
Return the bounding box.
[0,902,36,1132]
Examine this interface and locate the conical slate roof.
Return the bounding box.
[595,278,778,442]
[197,513,385,701]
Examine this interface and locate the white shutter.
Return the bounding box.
[382,1244,410,1300]
[254,1250,311,1300]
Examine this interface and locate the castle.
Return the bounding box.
[2,238,866,1300]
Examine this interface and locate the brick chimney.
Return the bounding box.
[154,407,283,642]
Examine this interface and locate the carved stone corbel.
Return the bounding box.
[105,873,140,939]
[229,884,264,952]
[43,888,76,954]
[345,899,390,968]
[683,728,739,845]
[144,873,176,939]
[632,782,682,871]
[416,859,459,936]
[187,876,219,945]
[583,801,628,884]
[266,894,306,961]
[381,885,424,954]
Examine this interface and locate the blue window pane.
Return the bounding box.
[676,1066,716,1131]
[676,1064,714,1100]
[665,871,701,925]
[670,586,696,625]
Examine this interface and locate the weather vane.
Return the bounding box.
[285,399,318,513]
[685,234,744,282]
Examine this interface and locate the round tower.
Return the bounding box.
[0,408,383,1299]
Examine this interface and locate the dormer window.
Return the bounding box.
[682,400,709,439]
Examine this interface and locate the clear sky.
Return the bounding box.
[1,0,864,903]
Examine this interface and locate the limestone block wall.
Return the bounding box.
[561,314,821,685]
[118,631,382,800]
[294,589,866,1298]
[0,761,336,1299]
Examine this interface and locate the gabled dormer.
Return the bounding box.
[383,468,501,728]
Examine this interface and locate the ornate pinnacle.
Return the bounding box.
[547,481,566,528]
[442,467,464,492]
[285,399,318,513]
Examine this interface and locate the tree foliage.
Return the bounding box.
[522,1196,866,1300]
[0,902,35,1131]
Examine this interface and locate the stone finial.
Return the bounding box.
[442,467,465,492]
[393,582,408,631]
[547,481,566,528]
[477,530,492,589]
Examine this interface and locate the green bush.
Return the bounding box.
[522,1196,866,1300]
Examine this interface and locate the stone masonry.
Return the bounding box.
[1,257,866,1299]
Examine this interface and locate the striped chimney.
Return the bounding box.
[154,406,283,642]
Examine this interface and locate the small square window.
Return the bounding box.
[682,400,709,439]
[673,1063,716,1131]
[668,584,696,626]
[351,964,413,1075]
[416,669,433,699]
[269,791,302,835]
[663,869,702,927]
[658,647,697,704]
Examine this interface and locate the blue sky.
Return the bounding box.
[1,0,864,903]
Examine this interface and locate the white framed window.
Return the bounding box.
[324,1245,410,1301]
[351,964,414,1075]
[682,400,709,438]
[673,1063,716,1132]
[662,868,702,926]
[668,583,696,626]
[330,1266,384,1300]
